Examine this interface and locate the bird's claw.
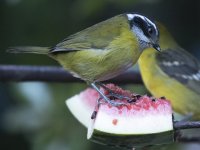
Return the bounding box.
[98,95,127,106]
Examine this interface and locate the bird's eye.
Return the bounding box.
[148,27,153,35]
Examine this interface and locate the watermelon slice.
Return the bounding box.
[66,84,174,148]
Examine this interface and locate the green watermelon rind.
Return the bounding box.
[90,129,174,148]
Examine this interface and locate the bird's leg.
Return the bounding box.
[96,82,131,100]
[90,82,125,106]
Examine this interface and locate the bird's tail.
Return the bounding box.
[7,46,50,54]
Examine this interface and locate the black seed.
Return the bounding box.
[91,111,97,119]
[152,98,156,102]
[160,96,166,99]
[108,96,116,100]
[135,94,142,99]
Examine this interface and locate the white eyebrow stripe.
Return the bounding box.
[126,13,159,39]
[127,14,134,20]
[127,14,145,21]
[143,17,158,35]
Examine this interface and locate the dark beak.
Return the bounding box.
[152,43,161,52]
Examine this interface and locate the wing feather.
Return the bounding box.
[50,14,129,53]
[156,48,200,94]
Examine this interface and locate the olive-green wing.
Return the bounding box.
[50,14,129,53]
[156,48,200,94]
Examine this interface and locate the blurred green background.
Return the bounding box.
[1,0,200,150]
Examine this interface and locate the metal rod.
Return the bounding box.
[0,65,142,83]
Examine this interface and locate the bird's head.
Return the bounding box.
[127,13,160,52]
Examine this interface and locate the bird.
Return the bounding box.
[138,22,200,120]
[8,13,160,106]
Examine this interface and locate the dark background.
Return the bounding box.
[0,0,200,150]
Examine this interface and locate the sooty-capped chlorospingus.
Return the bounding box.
[139,22,200,119]
[8,13,160,106]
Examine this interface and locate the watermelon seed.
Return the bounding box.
[91,111,97,119]
[135,94,142,99]
[160,96,166,99]
[108,96,116,100]
[152,98,156,102]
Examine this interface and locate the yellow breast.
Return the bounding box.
[51,27,141,82]
[139,49,200,120]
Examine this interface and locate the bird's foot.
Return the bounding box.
[91,97,125,119]
[98,95,127,106]
[90,82,138,119]
[92,82,139,106]
[96,82,135,103]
